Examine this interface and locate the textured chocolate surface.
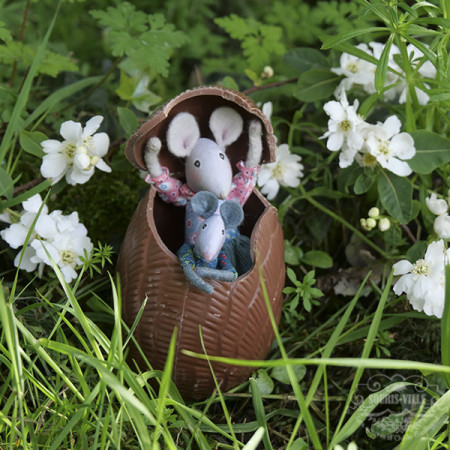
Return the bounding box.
[116,87,285,399]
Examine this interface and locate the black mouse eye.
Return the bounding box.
[202,223,207,229]
[194,160,201,168]
[219,153,225,160]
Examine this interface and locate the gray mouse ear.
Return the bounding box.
[209,107,243,149]
[167,112,200,157]
[220,200,244,229]
[190,191,219,219]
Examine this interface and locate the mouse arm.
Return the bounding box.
[245,120,263,168]
[144,137,164,178]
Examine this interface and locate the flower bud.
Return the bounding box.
[426,193,448,216]
[262,66,274,78]
[434,214,450,239]
[368,207,380,219]
[360,218,367,230]
[366,218,376,229]
[378,217,391,232]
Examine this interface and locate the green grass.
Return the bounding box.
[0,259,449,449]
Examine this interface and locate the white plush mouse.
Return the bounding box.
[144,106,262,207]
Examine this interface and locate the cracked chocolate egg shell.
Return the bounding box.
[116,87,285,400]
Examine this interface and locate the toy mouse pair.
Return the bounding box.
[144,106,263,293]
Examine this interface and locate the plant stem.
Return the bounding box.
[9,0,30,88]
[297,184,390,260]
[441,264,450,387]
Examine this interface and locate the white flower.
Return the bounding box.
[426,193,448,216]
[393,240,448,318]
[321,91,365,168]
[334,443,358,450]
[0,194,55,273]
[258,144,304,200]
[365,115,415,176]
[261,102,273,120]
[0,194,93,282]
[332,43,376,94]
[434,214,450,239]
[31,225,92,283]
[40,116,111,186]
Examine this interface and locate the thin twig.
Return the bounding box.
[13,177,45,195]
[400,224,417,243]
[243,78,298,95]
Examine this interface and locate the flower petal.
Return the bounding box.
[382,116,401,139]
[90,132,110,157]
[41,153,68,183]
[95,159,111,173]
[393,260,414,276]
[41,139,63,153]
[390,133,415,160]
[327,132,344,151]
[83,116,103,137]
[260,178,280,200]
[385,157,412,177]
[324,101,345,121]
[1,223,28,249]
[14,246,38,272]
[60,120,82,143]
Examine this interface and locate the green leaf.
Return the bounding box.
[23,76,102,129]
[0,3,60,163]
[19,130,46,158]
[92,5,187,77]
[283,47,329,73]
[371,413,404,437]
[354,170,377,194]
[0,167,14,199]
[284,240,304,265]
[254,369,274,395]
[378,171,412,224]
[302,250,333,269]
[294,69,340,102]
[117,107,139,135]
[321,27,387,50]
[215,15,285,71]
[221,76,239,91]
[271,365,306,385]
[0,21,12,42]
[408,131,450,174]
[286,267,298,285]
[405,241,427,263]
[374,34,394,93]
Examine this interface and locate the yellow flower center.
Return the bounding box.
[83,135,95,151]
[339,120,351,132]
[362,153,377,168]
[61,250,76,265]
[64,143,76,162]
[412,259,429,276]
[272,164,284,180]
[378,140,390,156]
[346,62,359,74]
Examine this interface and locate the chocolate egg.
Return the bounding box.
[116,87,285,400]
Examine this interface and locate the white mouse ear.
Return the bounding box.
[166,112,200,157]
[209,106,243,149]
